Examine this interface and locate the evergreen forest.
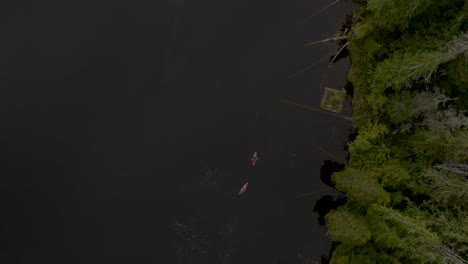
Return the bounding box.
[325,0,468,263]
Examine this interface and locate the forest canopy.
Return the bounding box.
[325,0,468,263]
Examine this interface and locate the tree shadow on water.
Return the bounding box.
[313,195,347,226]
[320,160,345,187]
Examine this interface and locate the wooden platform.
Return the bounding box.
[320,87,347,113]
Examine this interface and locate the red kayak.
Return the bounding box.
[250,151,259,167]
[238,182,249,196]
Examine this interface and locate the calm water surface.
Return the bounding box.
[1,0,358,263]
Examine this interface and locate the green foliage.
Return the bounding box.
[350,22,374,40]
[326,208,371,246]
[378,159,411,190]
[331,243,400,264]
[366,205,450,263]
[384,89,451,128]
[368,32,468,110]
[333,168,391,206]
[408,127,468,164]
[412,168,468,209]
[405,201,468,260]
[324,0,468,263]
[366,0,431,31]
[438,58,468,110]
[347,122,391,167]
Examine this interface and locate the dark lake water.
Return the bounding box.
[1,0,358,263]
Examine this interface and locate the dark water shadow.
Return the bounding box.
[313,195,347,226]
[320,160,345,187]
[314,160,347,228]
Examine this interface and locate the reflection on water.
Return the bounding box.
[200,166,218,186]
[173,220,210,263]
[173,219,235,264]
[288,152,297,167]
[216,224,235,264]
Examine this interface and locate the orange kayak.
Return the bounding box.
[250,152,259,167]
[238,182,249,196]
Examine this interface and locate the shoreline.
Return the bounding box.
[323,1,468,263]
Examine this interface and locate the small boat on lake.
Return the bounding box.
[250,152,259,167]
[238,182,249,196]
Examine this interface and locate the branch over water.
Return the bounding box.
[279,99,351,121]
[301,0,342,25]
